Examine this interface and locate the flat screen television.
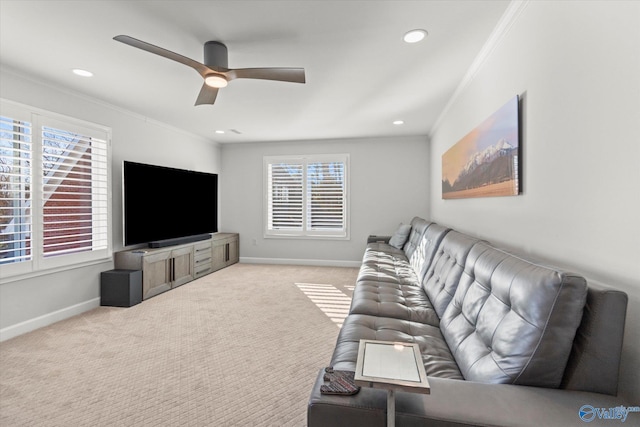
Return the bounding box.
[123,161,218,247]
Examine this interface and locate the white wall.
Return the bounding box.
[221,136,429,265]
[429,1,640,401]
[0,69,221,339]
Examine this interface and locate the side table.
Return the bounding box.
[354,339,430,427]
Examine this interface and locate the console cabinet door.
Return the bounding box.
[171,246,194,288]
[212,242,227,272]
[142,251,171,299]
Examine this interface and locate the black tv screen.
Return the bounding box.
[123,161,218,246]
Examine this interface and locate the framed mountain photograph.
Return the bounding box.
[442,95,521,199]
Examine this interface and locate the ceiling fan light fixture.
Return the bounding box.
[403,29,428,43]
[205,74,228,88]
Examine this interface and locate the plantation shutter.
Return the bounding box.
[267,162,303,230]
[0,115,32,265]
[1,99,111,278]
[41,124,108,258]
[265,154,348,238]
[306,161,345,231]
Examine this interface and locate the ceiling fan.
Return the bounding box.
[113,35,306,105]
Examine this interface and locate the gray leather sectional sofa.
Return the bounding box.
[308,217,630,426]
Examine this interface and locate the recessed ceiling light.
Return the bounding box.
[403,29,428,43]
[215,130,225,134]
[393,120,405,125]
[72,69,93,77]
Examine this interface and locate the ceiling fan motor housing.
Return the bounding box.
[204,41,228,68]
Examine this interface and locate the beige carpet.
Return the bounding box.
[0,263,358,426]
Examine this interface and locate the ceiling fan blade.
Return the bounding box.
[226,68,306,84]
[195,83,219,106]
[114,35,211,78]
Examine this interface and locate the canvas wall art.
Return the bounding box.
[442,95,520,199]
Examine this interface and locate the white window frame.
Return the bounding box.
[264,154,349,240]
[0,99,112,280]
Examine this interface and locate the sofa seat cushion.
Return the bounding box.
[349,280,440,325]
[440,243,588,388]
[362,243,406,266]
[330,314,463,380]
[357,262,418,286]
[359,244,418,286]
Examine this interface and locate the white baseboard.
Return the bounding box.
[240,257,361,268]
[0,297,101,342]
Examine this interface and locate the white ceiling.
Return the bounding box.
[0,0,510,144]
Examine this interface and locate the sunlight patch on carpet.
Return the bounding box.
[295,283,351,328]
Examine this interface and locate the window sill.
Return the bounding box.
[263,233,350,241]
[0,257,113,285]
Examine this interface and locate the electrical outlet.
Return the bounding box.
[252,238,258,246]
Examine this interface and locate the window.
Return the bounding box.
[0,113,31,266]
[1,100,110,278]
[264,154,349,239]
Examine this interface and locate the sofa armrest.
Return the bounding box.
[367,235,391,244]
[308,370,633,427]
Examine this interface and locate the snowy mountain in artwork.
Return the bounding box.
[460,139,514,178]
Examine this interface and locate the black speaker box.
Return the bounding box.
[100,269,142,307]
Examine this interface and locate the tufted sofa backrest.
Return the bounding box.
[408,223,450,284]
[421,231,481,318]
[440,242,587,388]
[402,217,431,261]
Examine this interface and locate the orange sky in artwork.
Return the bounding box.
[442,128,480,184]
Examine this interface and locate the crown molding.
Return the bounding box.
[429,0,530,137]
